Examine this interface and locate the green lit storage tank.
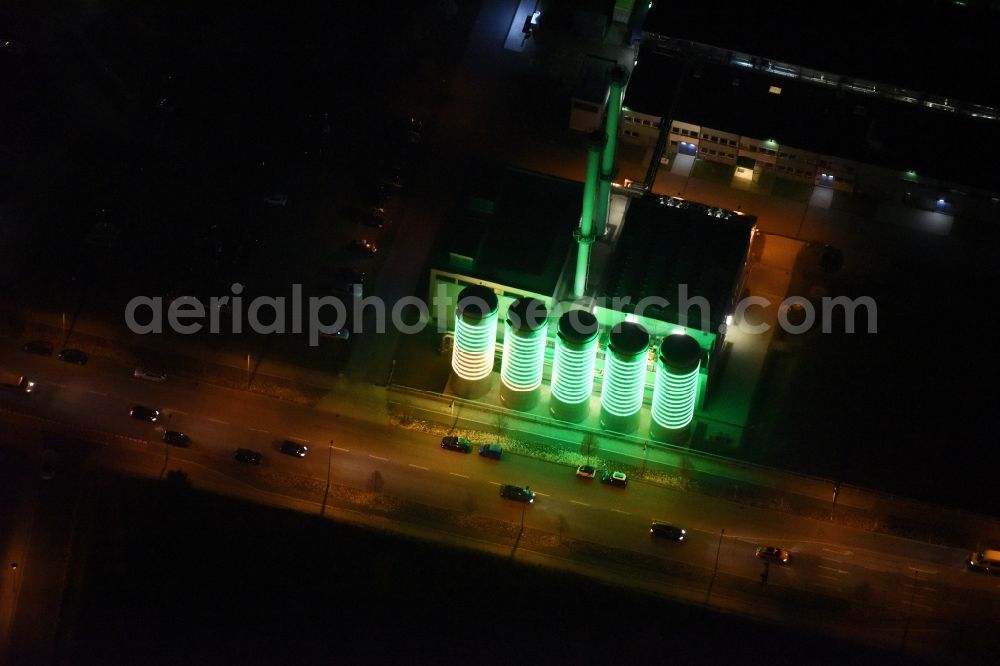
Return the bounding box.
[451,285,499,398]
[600,321,649,434]
[500,298,549,411]
[650,333,701,443]
[550,310,600,422]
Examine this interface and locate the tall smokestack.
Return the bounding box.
[594,66,628,236]
[573,131,606,298]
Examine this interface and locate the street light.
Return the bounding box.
[705,528,725,605]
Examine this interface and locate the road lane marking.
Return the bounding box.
[816,574,839,581]
[250,428,269,434]
[488,481,501,486]
[910,567,938,575]
[207,418,229,425]
[610,508,629,515]
[82,389,108,396]
[369,454,389,462]
[570,500,590,507]
[408,464,429,471]
[534,492,549,497]
[818,565,850,575]
[449,472,469,479]
[170,410,190,415]
[823,547,853,556]
[290,435,310,442]
[330,445,351,452]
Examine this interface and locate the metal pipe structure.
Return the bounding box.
[594,66,628,237]
[573,131,607,298]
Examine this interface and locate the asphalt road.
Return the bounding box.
[2,343,1000,661]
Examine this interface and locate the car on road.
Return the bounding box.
[58,348,88,365]
[576,464,596,479]
[478,443,502,460]
[40,449,56,481]
[22,340,53,356]
[348,239,378,256]
[968,548,1000,574]
[650,522,686,541]
[499,484,535,503]
[262,193,288,207]
[162,430,190,447]
[755,546,791,564]
[129,405,160,422]
[134,367,167,382]
[280,440,308,457]
[600,470,628,488]
[441,436,472,453]
[235,448,263,464]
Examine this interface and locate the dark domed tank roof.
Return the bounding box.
[506,298,548,332]
[557,310,599,345]
[609,322,649,356]
[659,333,701,370]
[456,285,499,321]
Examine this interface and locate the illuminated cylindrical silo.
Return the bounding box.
[600,322,649,434]
[500,298,548,411]
[550,311,599,422]
[451,285,499,398]
[650,333,702,443]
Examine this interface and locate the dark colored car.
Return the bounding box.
[280,440,308,457]
[162,430,190,447]
[235,448,263,464]
[600,470,628,488]
[441,436,472,453]
[57,348,88,365]
[499,484,535,503]
[478,443,502,460]
[650,522,686,541]
[129,405,160,422]
[22,339,53,356]
[755,546,791,564]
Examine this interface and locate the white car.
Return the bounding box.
[576,464,596,479]
[134,367,167,382]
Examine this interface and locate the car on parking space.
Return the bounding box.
[499,484,535,503]
[134,367,167,382]
[650,522,686,541]
[57,348,88,365]
[22,340,53,356]
[129,405,160,422]
[280,440,308,457]
[755,546,791,564]
[478,443,502,460]
[441,436,472,453]
[576,464,596,479]
[163,430,190,447]
[235,448,263,464]
[600,470,628,488]
[40,449,56,481]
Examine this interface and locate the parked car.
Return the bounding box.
[280,440,308,457]
[57,348,88,365]
[478,443,502,460]
[967,549,1000,574]
[575,464,596,479]
[348,239,378,256]
[755,546,791,564]
[163,431,190,447]
[499,484,535,503]
[235,448,263,464]
[441,436,472,453]
[22,340,53,356]
[650,522,686,541]
[134,367,167,382]
[129,405,160,422]
[600,470,628,488]
[263,193,288,207]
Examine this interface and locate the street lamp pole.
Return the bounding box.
[321,439,333,517]
[901,568,919,653]
[705,528,725,605]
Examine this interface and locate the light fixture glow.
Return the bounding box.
[551,330,599,405]
[601,346,647,418]
[500,317,547,392]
